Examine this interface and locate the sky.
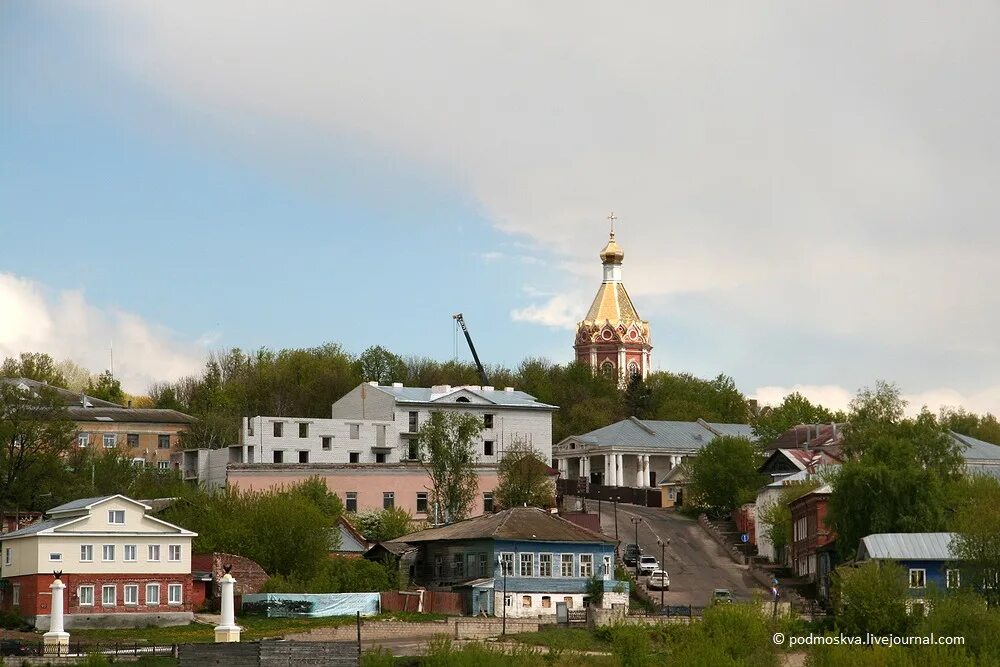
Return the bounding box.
[2,2,1000,415]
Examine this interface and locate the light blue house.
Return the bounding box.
[390,507,623,617]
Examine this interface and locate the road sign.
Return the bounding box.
[740,533,749,544]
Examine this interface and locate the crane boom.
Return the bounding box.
[453,313,490,386]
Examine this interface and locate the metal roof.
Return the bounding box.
[67,407,196,424]
[951,431,1000,462]
[567,417,753,452]
[1,517,77,539]
[0,377,122,408]
[372,385,558,410]
[391,507,615,545]
[48,495,152,515]
[858,533,957,561]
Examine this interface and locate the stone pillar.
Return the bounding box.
[43,577,69,655]
[642,456,651,486]
[215,571,241,642]
[583,457,590,480]
[616,454,624,487]
[604,455,610,485]
[636,456,643,488]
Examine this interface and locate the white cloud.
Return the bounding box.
[511,294,582,330]
[0,273,205,394]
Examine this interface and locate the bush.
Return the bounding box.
[361,646,396,667]
[260,555,397,594]
[352,507,418,542]
[831,561,913,637]
[0,608,25,630]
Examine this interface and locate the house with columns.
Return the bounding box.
[553,417,754,489]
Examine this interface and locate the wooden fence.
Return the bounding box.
[380,590,466,615]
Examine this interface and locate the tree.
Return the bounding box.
[494,440,555,509]
[644,372,749,423]
[757,478,822,563]
[950,474,1000,606]
[750,392,842,446]
[832,560,913,636]
[356,345,407,385]
[685,436,766,517]
[417,411,482,522]
[179,412,238,449]
[86,370,125,405]
[623,373,653,418]
[941,407,1000,447]
[0,381,75,509]
[1,352,68,387]
[352,507,415,542]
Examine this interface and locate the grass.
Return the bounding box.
[70,611,448,645]
[511,627,611,652]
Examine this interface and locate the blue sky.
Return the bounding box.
[3,2,1000,415]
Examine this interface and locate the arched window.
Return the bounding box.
[628,361,639,378]
[600,361,615,377]
[455,396,471,403]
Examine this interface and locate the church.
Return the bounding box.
[574,216,652,385]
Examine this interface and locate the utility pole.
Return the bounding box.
[657,538,669,609]
[498,555,508,635]
[630,516,642,579]
[613,496,620,556]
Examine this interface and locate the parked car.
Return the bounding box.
[712,588,735,604]
[638,555,660,575]
[647,569,670,590]
[623,543,641,566]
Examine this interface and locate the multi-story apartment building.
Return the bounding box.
[0,495,196,630]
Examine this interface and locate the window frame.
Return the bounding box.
[349,452,360,463]
[124,544,137,562]
[80,544,93,562]
[416,492,428,514]
[102,584,117,607]
[947,569,961,589]
[158,460,170,470]
[146,583,160,606]
[49,552,62,562]
[148,544,161,562]
[158,434,171,449]
[124,584,139,606]
[499,552,514,577]
[78,585,94,607]
[168,544,182,562]
[483,440,494,456]
[298,450,310,463]
[273,421,283,437]
[483,492,494,513]
[345,492,358,512]
[383,491,395,509]
[560,553,574,577]
[520,552,534,577]
[349,424,360,440]
[484,414,494,429]
[103,433,117,448]
[102,544,116,562]
[539,553,553,577]
[908,568,927,589]
[167,583,183,605]
[321,436,332,451]
[107,509,125,525]
[298,422,309,438]
[127,433,140,447]
[78,432,90,448]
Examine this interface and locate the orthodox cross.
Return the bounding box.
[607,211,617,235]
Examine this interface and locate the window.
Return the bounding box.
[947,569,961,589]
[453,553,464,577]
[168,583,182,605]
[580,554,593,577]
[541,596,552,608]
[484,414,494,429]
[80,545,93,562]
[49,552,62,562]
[103,545,116,561]
[479,553,488,577]
[539,553,553,577]
[322,436,332,450]
[520,553,534,577]
[148,544,161,561]
[158,461,170,470]
[273,450,284,463]
[408,412,418,432]
[124,585,138,605]
[563,596,574,608]
[408,440,419,460]
[350,424,360,439]
[346,492,357,512]
[132,457,145,468]
[349,452,360,463]
[103,433,117,448]
[600,361,614,376]
[146,583,160,605]
[299,423,309,438]
[504,594,512,607]
[78,432,90,448]
[434,555,444,578]
[500,552,514,576]
[909,569,926,589]
[383,492,395,509]
[102,585,116,606]
[521,595,532,607]
[3,548,9,566]
[108,509,125,525]
[416,492,428,513]
[11,584,19,606]
[561,554,574,577]
[298,450,309,463]
[273,422,283,437]
[124,545,137,562]
[168,545,182,562]
[78,585,94,606]
[456,396,470,403]
[483,492,494,513]
[484,440,494,456]
[127,433,139,447]
[375,452,387,463]
[603,555,612,577]
[158,434,171,449]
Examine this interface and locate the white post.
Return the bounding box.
[215,571,241,642]
[616,454,624,487]
[635,456,643,488]
[43,577,69,655]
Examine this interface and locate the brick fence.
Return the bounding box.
[179,640,359,667]
[284,617,542,642]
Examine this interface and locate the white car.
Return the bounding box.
[638,555,660,575]
[647,569,670,590]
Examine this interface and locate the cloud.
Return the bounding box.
[511,294,582,330]
[76,2,1000,408]
[0,273,205,394]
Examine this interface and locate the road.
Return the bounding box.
[589,500,759,608]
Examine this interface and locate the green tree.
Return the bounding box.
[0,381,75,509]
[352,506,415,542]
[686,436,766,517]
[493,440,554,510]
[750,392,842,446]
[832,560,913,636]
[941,407,1000,447]
[179,412,238,449]
[623,373,653,418]
[645,372,749,423]
[757,478,822,562]
[417,411,482,521]
[356,345,407,385]
[950,474,1000,606]
[58,448,188,501]
[86,370,126,404]
[1,352,68,387]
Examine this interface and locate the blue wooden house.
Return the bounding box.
[388,507,623,617]
[856,533,962,605]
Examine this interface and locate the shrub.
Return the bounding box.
[261,556,397,594]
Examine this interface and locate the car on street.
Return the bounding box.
[647,569,670,590]
[638,555,660,575]
[712,588,735,604]
[623,543,641,566]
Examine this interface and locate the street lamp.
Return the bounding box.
[630,516,642,578]
[656,538,670,609]
[497,554,508,635]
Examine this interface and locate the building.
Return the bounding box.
[657,465,689,508]
[574,219,651,385]
[2,377,195,470]
[856,533,962,609]
[554,417,753,489]
[387,507,624,617]
[0,495,196,630]
[788,484,833,581]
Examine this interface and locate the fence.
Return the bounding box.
[179,640,359,667]
[380,590,465,615]
[557,480,662,508]
[0,640,177,658]
[242,592,380,618]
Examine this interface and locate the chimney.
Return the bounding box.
[482,385,494,392]
[504,387,515,393]
[367,381,378,387]
[392,382,403,388]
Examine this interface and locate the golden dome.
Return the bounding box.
[599,231,624,264]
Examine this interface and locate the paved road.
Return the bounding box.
[588,500,759,608]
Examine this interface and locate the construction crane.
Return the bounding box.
[453,313,490,387]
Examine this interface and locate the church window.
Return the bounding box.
[628,361,639,377]
[600,361,615,376]
[456,397,470,403]
[602,329,613,341]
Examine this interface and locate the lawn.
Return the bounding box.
[510,627,610,652]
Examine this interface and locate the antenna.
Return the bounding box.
[109,339,114,380]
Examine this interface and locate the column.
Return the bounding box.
[636,456,643,488]
[215,570,241,642]
[579,456,586,479]
[43,577,69,655]
[616,454,624,487]
[604,455,610,486]
[643,456,651,486]
[583,457,591,480]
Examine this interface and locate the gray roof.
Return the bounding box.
[47,495,119,514]
[373,385,557,410]
[568,417,753,452]
[951,431,1000,463]
[0,377,121,408]
[393,507,615,545]
[67,407,196,424]
[965,464,1000,480]
[857,533,958,562]
[1,517,77,539]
